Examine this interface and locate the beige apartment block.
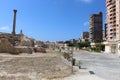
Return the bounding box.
[105,0,120,53]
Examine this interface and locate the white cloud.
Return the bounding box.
[83,21,89,26]
[0,26,10,31]
[76,0,93,3]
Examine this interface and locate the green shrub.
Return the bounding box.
[91,47,100,52]
[63,52,70,59]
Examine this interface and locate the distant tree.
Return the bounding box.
[77,41,90,49]
[94,39,103,43]
[95,43,105,51]
[64,40,76,47]
[64,41,70,44]
[91,43,105,52]
[65,39,90,48]
[85,39,89,42]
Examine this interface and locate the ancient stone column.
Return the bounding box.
[12,9,17,35]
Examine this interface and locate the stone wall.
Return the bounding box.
[15,47,33,54]
[34,47,46,53]
[0,38,19,54]
[0,33,46,54]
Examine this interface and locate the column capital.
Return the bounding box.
[13,9,17,13]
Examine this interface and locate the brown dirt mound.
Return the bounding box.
[0,54,72,80]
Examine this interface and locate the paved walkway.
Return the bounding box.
[50,66,105,80]
[51,52,106,80]
[73,52,120,80]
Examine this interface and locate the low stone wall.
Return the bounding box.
[0,38,46,54]
[16,47,32,54]
[34,47,46,53]
[0,38,19,54]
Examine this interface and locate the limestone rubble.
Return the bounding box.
[0,32,46,54]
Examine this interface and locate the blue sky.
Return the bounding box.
[0,0,105,41]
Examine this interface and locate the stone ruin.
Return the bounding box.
[0,9,46,54]
[0,32,46,54]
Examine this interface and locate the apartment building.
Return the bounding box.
[89,12,103,42]
[81,32,89,42]
[105,0,120,53]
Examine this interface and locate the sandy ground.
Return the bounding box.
[0,51,106,80]
[0,53,72,80]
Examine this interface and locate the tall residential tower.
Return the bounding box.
[106,0,120,41]
[89,12,103,42]
[105,0,120,53]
